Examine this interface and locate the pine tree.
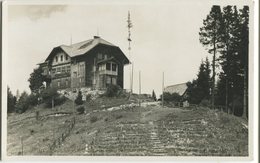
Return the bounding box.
[199,5,223,109]
[218,6,247,115]
[203,57,211,100]
[216,73,227,107]
[186,58,211,105]
[15,91,29,113]
[219,5,235,113]
[7,86,16,113]
[239,6,249,119]
[230,6,244,115]
[186,80,199,104]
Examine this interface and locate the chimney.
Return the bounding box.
[94,36,100,39]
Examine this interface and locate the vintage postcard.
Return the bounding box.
[1,0,256,161]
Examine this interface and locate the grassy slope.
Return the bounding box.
[7,96,248,156]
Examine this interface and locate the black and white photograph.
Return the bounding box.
[1,0,257,161]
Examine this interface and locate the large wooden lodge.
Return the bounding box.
[39,36,129,90]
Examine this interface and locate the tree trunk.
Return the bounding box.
[211,40,216,110]
[243,67,248,119]
[225,78,229,113]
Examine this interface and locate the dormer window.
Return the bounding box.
[55,56,58,62]
[61,55,63,62]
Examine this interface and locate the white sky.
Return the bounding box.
[6,1,249,96]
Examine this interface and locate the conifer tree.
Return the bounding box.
[199,5,223,109]
[7,86,16,113]
[215,6,249,117]
[219,5,235,113]
[186,58,211,104]
[239,6,249,119]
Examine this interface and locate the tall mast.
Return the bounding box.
[127,11,133,93]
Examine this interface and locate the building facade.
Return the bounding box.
[39,36,129,90]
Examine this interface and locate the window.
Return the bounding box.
[57,67,61,73]
[55,56,58,62]
[65,80,68,86]
[73,72,77,77]
[79,78,82,83]
[66,66,71,73]
[62,66,66,73]
[106,63,111,70]
[112,63,117,72]
[66,55,68,60]
[61,55,63,62]
[58,81,60,87]
[79,64,84,76]
[52,68,56,73]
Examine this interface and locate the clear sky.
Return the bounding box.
[6,0,249,97]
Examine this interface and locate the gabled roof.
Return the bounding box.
[44,36,129,64]
[164,83,188,96]
[59,37,115,57]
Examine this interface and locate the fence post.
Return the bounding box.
[20,136,23,155]
[36,111,40,121]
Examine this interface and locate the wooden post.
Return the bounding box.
[36,110,39,121]
[162,72,164,108]
[139,71,141,107]
[52,97,54,110]
[131,62,134,94]
[20,136,23,155]
[52,97,55,140]
[129,63,132,94]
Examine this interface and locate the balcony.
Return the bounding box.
[51,72,71,79]
[98,62,118,76]
[99,70,117,76]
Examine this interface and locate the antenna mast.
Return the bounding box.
[127,11,133,93]
[70,33,72,46]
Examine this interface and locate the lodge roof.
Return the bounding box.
[164,83,188,96]
[43,36,129,64]
[59,37,115,57]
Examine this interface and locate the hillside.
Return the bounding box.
[7,96,248,156]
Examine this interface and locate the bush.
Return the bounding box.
[105,85,122,97]
[75,91,83,105]
[55,96,66,106]
[115,114,123,119]
[161,92,182,103]
[200,99,210,107]
[26,93,39,106]
[90,116,98,123]
[15,91,29,113]
[85,94,91,101]
[76,105,85,114]
[41,88,66,108]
